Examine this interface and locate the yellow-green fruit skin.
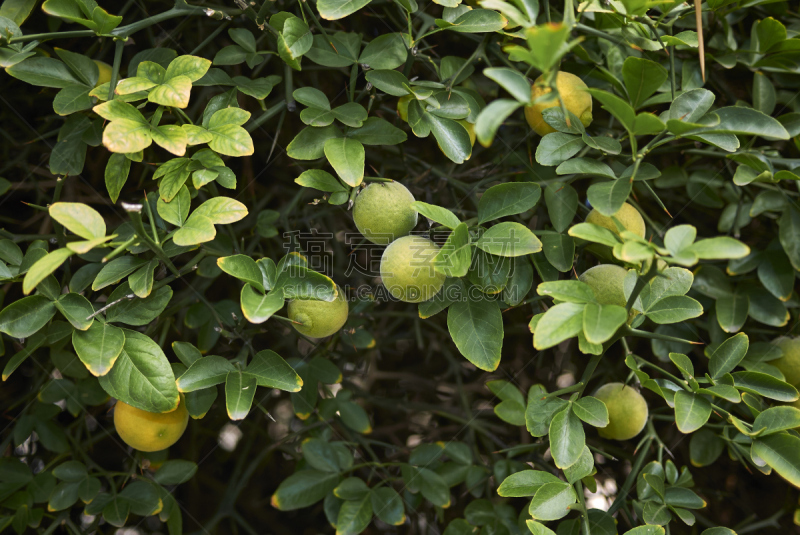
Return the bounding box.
[586,202,646,239]
[397,94,414,122]
[380,235,445,303]
[114,399,189,452]
[524,71,593,136]
[772,337,800,388]
[579,264,629,307]
[94,60,112,87]
[353,182,418,245]
[287,287,349,338]
[594,382,648,441]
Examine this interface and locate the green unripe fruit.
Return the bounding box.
[579,264,629,307]
[353,182,418,245]
[525,71,593,136]
[380,235,445,303]
[594,382,649,441]
[772,337,800,388]
[287,287,349,338]
[586,202,646,239]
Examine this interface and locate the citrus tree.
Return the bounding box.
[0,0,799,533]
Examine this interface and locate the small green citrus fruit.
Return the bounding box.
[288,286,349,338]
[772,337,800,388]
[353,181,418,245]
[594,382,648,441]
[380,235,445,303]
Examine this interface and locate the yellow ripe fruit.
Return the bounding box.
[525,71,593,136]
[288,286,349,338]
[771,337,800,388]
[586,202,646,239]
[397,94,414,122]
[94,60,112,87]
[380,235,445,303]
[353,181,418,245]
[594,382,649,441]
[114,399,189,452]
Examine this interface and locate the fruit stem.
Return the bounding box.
[271,314,303,325]
[574,479,592,535]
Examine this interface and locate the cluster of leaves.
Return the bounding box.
[1,0,800,534]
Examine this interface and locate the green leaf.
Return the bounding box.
[176,356,236,392]
[207,108,254,156]
[732,371,798,402]
[533,302,584,350]
[275,266,336,301]
[98,329,179,413]
[225,369,257,420]
[72,321,125,377]
[6,56,82,88]
[370,487,404,526]
[218,255,264,292]
[240,285,285,324]
[709,333,749,380]
[427,114,472,164]
[245,350,302,392]
[646,296,703,324]
[572,396,609,427]
[0,295,56,338]
[335,495,372,535]
[295,169,346,192]
[49,202,105,240]
[549,407,584,469]
[434,223,471,277]
[568,222,620,247]
[358,32,407,70]
[316,0,371,20]
[582,303,626,344]
[514,21,569,72]
[498,470,561,497]
[128,259,157,298]
[753,407,800,436]
[622,56,668,108]
[323,137,364,187]
[165,55,211,83]
[443,9,507,32]
[475,99,522,147]
[0,0,37,25]
[157,186,191,227]
[476,222,542,256]
[483,67,531,103]
[173,197,248,246]
[528,481,576,521]
[348,117,406,145]
[54,293,93,331]
[586,180,632,217]
[104,284,172,326]
[271,470,341,510]
[685,237,750,260]
[536,133,584,166]
[751,433,800,487]
[586,88,635,133]
[673,390,712,433]
[410,201,460,229]
[447,294,503,372]
[153,460,198,485]
[105,153,131,204]
[477,182,541,224]
[537,280,595,303]
[92,256,147,291]
[23,248,73,295]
